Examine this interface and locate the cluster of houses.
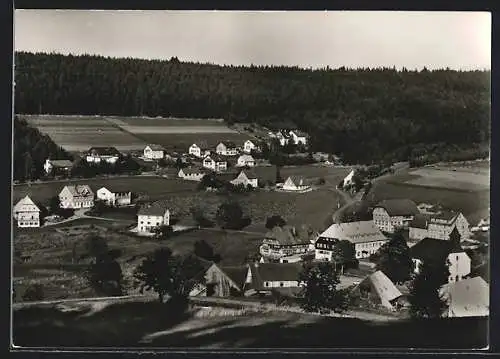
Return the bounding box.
[268,129,308,146]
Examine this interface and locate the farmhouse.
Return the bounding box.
[409,211,471,241]
[442,276,489,318]
[281,176,311,192]
[372,199,420,233]
[178,167,208,181]
[410,237,471,284]
[275,131,291,146]
[243,140,257,153]
[143,144,165,160]
[471,217,490,233]
[96,187,131,207]
[197,263,249,297]
[13,195,41,228]
[246,262,304,296]
[59,185,94,209]
[315,221,388,260]
[236,154,255,167]
[354,270,405,310]
[43,159,73,176]
[85,147,121,164]
[231,170,258,188]
[259,225,315,262]
[202,155,227,172]
[137,203,170,234]
[216,141,238,156]
[288,130,308,145]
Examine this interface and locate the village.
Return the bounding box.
[13,127,490,322]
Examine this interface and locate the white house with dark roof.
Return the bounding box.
[315,220,388,260]
[59,185,95,209]
[143,144,165,160]
[236,154,255,167]
[281,176,311,192]
[85,147,121,164]
[96,187,131,207]
[43,159,73,176]
[178,167,208,181]
[137,203,170,234]
[13,195,41,228]
[409,211,470,242]
[189,144,202,158]
[243,140,257,153]
[246,262,304,296]
[203,155,227,172]
[231,170,259,188]
[372,199,420,233]
[288,130,308,145]
[441,276,489,318]
[342,169,356,187]
[216,141,238,156]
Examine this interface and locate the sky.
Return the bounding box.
[14,10,491,70]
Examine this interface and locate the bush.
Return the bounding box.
[22,284,44,302]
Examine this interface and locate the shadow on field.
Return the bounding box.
[13,301,488,349]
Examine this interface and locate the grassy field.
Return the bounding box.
[20,115,148,152]
[13,176,198,206]
[13,300,488,348]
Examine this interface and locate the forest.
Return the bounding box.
[14,52,491,164]
[14,116,72,181]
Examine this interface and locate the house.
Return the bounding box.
[202,155,227,172]
[275,131,291,146]
[13,195,41,228]
[409,211,471,241]
[315,220,388,260]
[43,159,73,176]
[143,144,165,160]
[178,167,208,182]
[288,130,308,145]
[243,140,257,153]
[230,170,259,188]
[342,170,356,188]
[372,199,420,233]
[85,147,121,164]
[197,263,250,297]
[236,154,255,167]
[281,176,311,192]
[410,237,471,284]
[246,262,304,296]
[96,187,131,207]
[216,141,238,156]
[354,270,404,310]
[259,225,315,262]
[442,276,489,318]
[471,217,490,232]
[189,144,202,158]
[137,203,170,234]
[59,185,95,209]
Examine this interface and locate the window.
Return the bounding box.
[265,282,269,287]
[456,275,459,281]
[280,282,284,287]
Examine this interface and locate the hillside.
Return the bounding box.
[13,116,72,181]
[15,52,490,164]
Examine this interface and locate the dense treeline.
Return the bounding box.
[14,116,72,181]
[15,52,490,164]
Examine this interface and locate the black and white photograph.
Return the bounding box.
[11,10,491,350]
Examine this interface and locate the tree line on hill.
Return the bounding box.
[15,52,490,165]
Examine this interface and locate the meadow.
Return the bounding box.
[13,176,198,206]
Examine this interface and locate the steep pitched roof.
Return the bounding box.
[97,186,131,195]
[180,167,208,175]
[204,154,226,163]
[249,262,303,289]
[319,221,387,244]
[137,203,170,216]
[375,199,420,216]
[241,170,258,179]
[410,238,463,263]
[146,144,164,151]
[217,265,249,291]
[446,276,489,317]
[289,129,308,137]
[88,147,121,156]
[285,176,307,186]
[218,141,236,148]
[49,159,73,168]
[63,185,94,197]
[238,154,255,162]
[410,213,432,229]
[264,225,313,245]
[14,195,40,212]
[359,270,403,305]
